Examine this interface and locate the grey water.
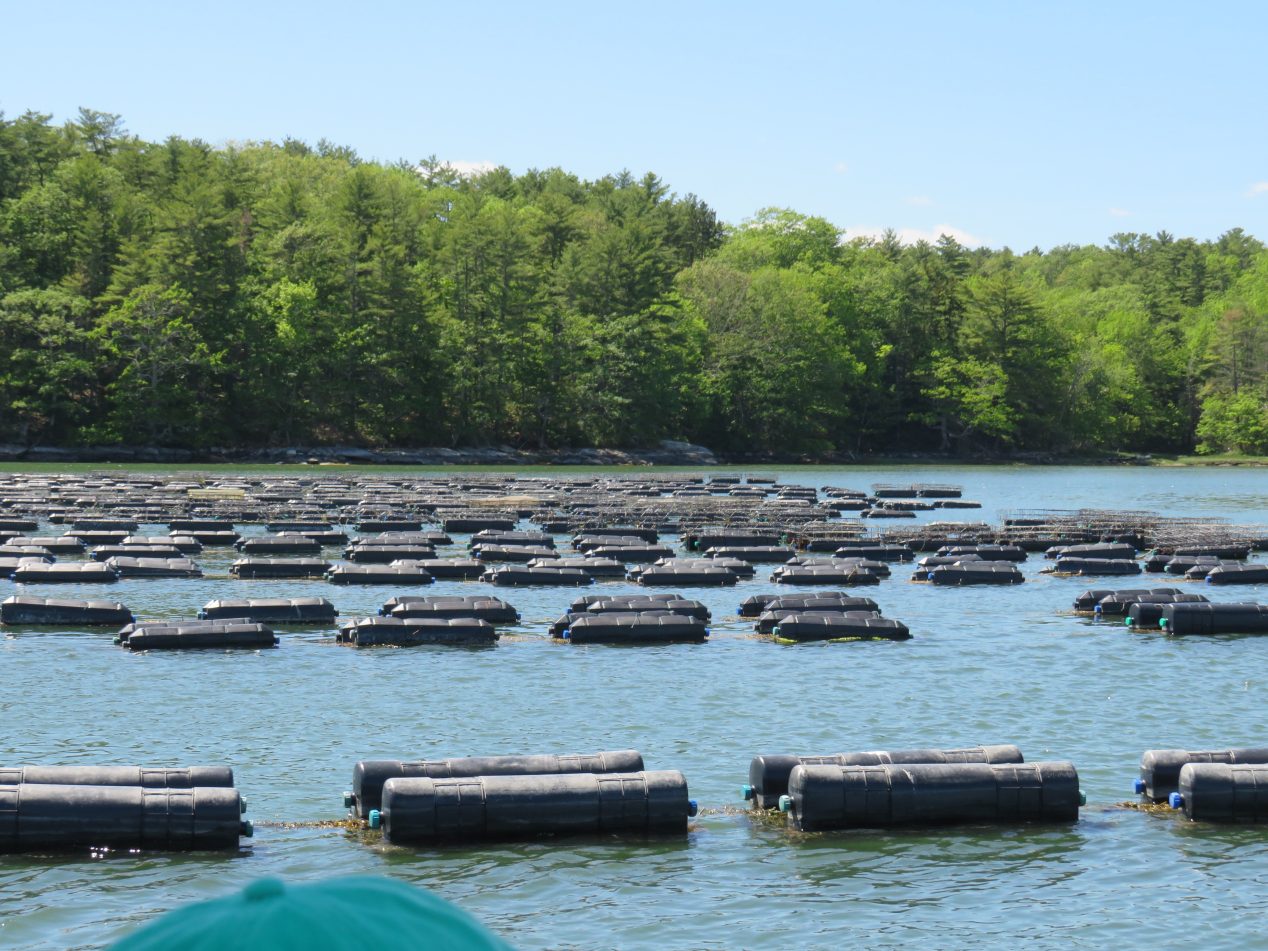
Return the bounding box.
[2,465,1268,949]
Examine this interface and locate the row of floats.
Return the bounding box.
[1,743,1265,853]
[8,520,1268,588]
[0,590,912,647]
[1072,586,1268,634]
[11,582,1268,646]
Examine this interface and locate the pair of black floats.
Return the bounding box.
[745,744,1268,826]
[344,751,695,843]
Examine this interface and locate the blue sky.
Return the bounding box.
[3,0,1264,249]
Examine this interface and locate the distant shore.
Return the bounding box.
[0,443,1263,468]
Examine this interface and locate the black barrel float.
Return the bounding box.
[117,621,277,651]
[1205,564,1268,585]
[1159,602,1268,635]
[442,517,516,534]
[569,592,678,610]
[1050,557,1140,576]
[346,749,645,817]
[1,596,132,626]
[337,617,497,647]
[472,544,558,563]
[385,596,518,624]
[1134,748,1268,801]
[780,761,1081,829]
[706,545,797,563]
[558,613,707,644]
[531,557,626,578]
[325,564,435,585]
[771,613,910,642]
[236,535,323,555]
[771,565,880,586]
[127,535,203,553]
[13,561,118,584]
[831,544,914,563]
[372,770,694,842]
[742,593,880,618]
[634,565,739,587]
[927,563,1024,585]
[1046,543,1137,561]
[0,765,234,788]
[92,544,183,561]
[1169,763,1268,821]
[939,545,1027,562]
[0,783,249,851]
[744,745,1024,810]
[345,544,436,563]
[412,558,485,579]
[572,597,710,621]
[1074,588,1175,612]
[482,566,593,586]
[470,530,555,548]
[105,556,202,579]
[200,597,337,624]
[229,558,331,579]
[1094,591,1207,618]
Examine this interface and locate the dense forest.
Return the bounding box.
[2,108,1267,457]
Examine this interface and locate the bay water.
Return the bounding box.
[1,465,1267,949]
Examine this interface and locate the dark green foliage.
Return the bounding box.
[0,108,1264,455]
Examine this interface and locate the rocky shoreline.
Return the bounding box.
[0,440,721,466]
[0,441,1175,467]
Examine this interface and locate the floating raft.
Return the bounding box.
[781,761,1081,829]
[1170,763,1268,821]
[0,783,249,851]
[347,749,645,817]
[558,613,708,645]
[326,564,434,585]
[229,558,331,579]
[199,597,337,624]
[1135,747,1268,801]
[373,770,694,843]
[384,596,519,624]
[337,617,497,647]
[0,596,132,626]
[105,556,202,578]
[13,561,118,584]
[745,745,1025,809]
[117,621,277,651]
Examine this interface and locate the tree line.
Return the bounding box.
[2,107,1266,456]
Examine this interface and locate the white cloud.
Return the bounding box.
[446,159,496,177]
[845,223,986,248]
[905,195,933,207]
[833,162,848,175]
[1246,181,1268,197]
[1108,207,1132,217]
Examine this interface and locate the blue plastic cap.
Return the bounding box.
[688,799,698,817]
[1133,779,1146,795]
[741,784,754,801]
[562,630,571,640]
[368,809,382,829]
[1168,792,1184,810]
[778,795,793,813]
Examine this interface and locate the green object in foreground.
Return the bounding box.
[108,876,516,951]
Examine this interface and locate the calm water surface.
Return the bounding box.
[2,465,1268,949]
